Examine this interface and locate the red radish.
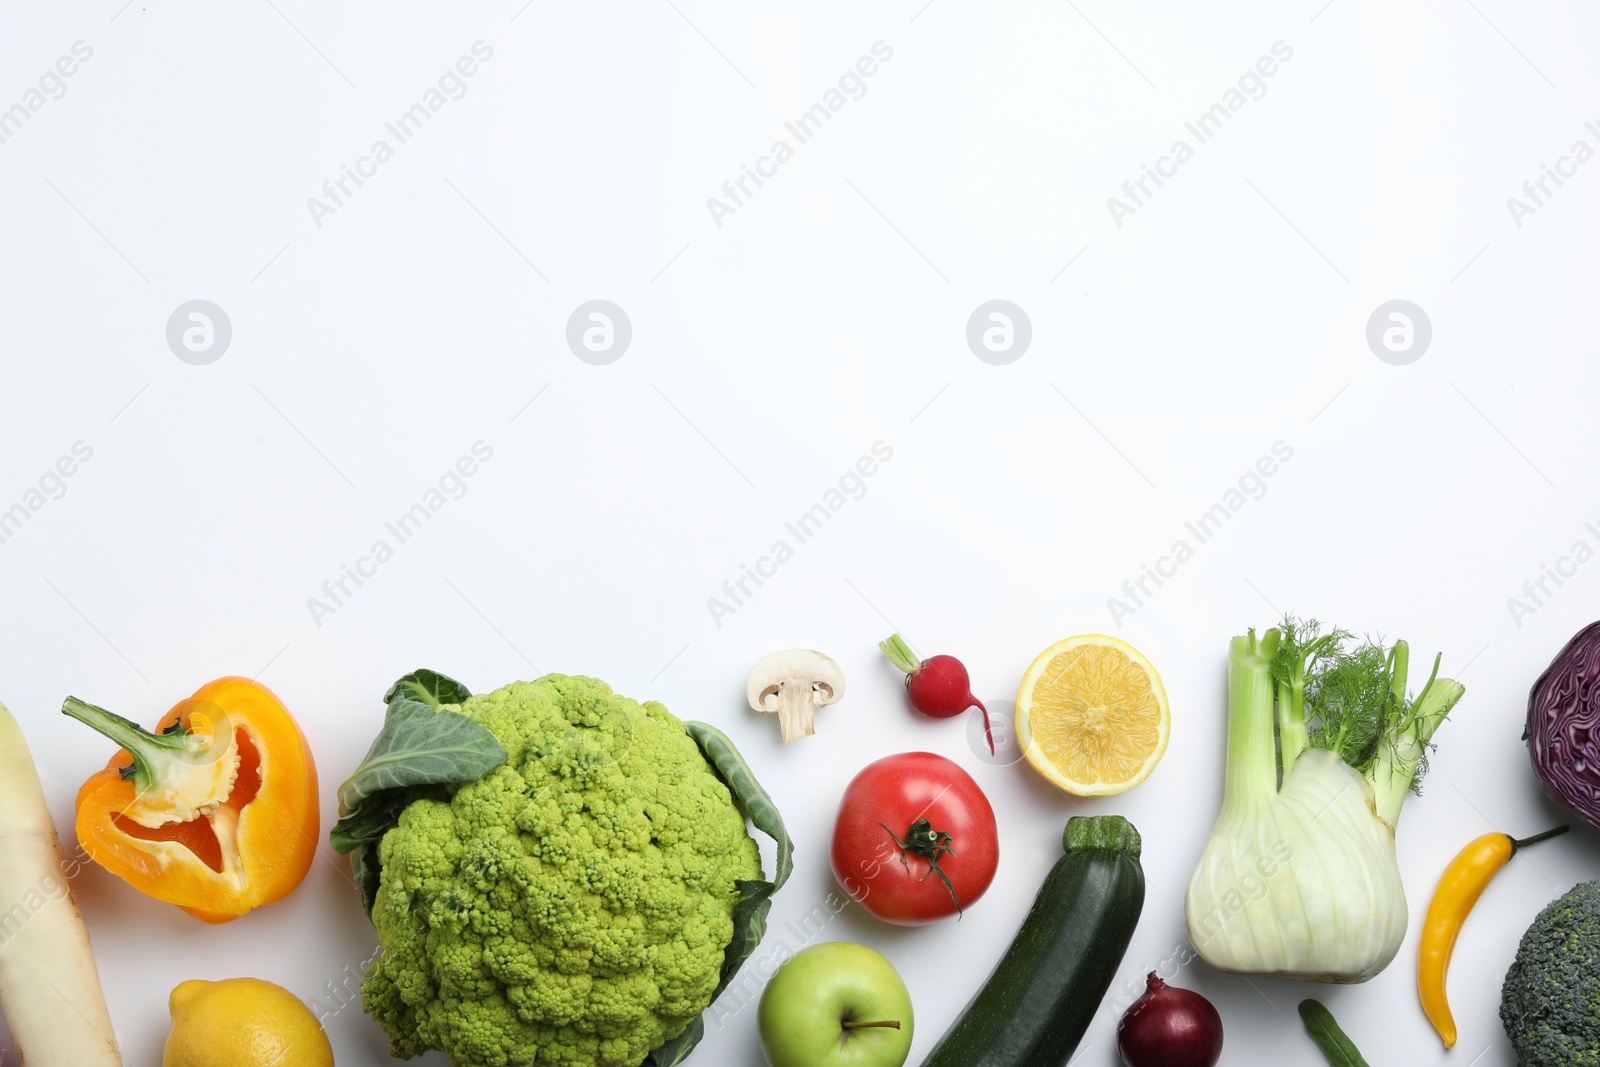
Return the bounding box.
[1117,973,1223,1067]
[879,633,994,754]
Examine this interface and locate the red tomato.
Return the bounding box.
[830,751,999,925]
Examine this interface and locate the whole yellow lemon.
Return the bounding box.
[164,977,334,1067]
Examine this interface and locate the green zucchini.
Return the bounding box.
[923,814,1145,1067]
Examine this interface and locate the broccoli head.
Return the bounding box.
[361,675,763,1067]
[1501,879,1600,1065]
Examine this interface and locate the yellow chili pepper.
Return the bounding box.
[1418,824,1569,1047]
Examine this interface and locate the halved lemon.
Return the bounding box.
[1016,634,1170,796]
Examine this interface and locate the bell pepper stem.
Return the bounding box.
[61,697,197,791]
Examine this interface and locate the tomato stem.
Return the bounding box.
[881,817,963,917]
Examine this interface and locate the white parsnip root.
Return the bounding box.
[0,698,121,1066]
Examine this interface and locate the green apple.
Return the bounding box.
[758,942,914,1067]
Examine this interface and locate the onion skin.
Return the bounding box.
[1526,620,1600,830]
[1117,973,1223,1067]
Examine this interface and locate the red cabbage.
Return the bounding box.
[1526,621,1600,828]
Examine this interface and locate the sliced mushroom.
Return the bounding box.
[746,649,846,743]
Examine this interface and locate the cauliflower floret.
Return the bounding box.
[362,675,763,1067]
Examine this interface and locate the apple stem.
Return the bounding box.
[841,1020,902,1030]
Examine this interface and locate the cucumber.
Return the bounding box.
[922,815,1144,1067]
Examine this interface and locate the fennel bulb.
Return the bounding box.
[1185,621,1464,983]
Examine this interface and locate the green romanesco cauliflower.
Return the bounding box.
[1501,879,1600,1065]
[361,675,763,1067]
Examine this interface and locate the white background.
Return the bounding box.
[2,2,1599,1065]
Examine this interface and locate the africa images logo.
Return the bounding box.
[705,41,894,228]
[1106,40,1294,228]
[305,42,495,228]
[0,41,94,148]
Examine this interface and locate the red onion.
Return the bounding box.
[1117,972,1223,1067]
[1526,620,1600,829]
